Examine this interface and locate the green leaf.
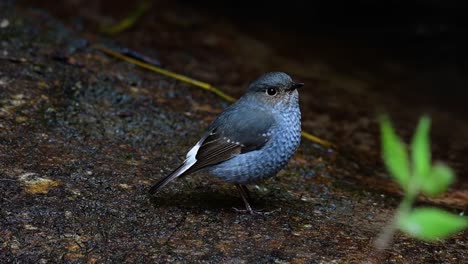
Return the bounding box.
[380,116,410,190]
[411,116,431,183]
[420,163,455,196]
[398,207,468,241]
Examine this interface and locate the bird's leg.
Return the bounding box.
[232,184,281,215]
[240,184,252,201]
[235,184,254,214]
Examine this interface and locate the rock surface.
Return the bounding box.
[1,1,467,263]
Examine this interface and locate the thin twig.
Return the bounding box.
[93,44,336,148]
[101,0,152,35]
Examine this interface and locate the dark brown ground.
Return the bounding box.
[1,0,467,263]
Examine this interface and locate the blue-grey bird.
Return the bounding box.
[149,72,303,214]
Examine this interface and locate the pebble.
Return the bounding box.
[0,19,9,28]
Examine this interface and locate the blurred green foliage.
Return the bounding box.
[380,116,467,242]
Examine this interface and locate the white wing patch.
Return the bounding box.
[185,138,203,165]
[159,139,203,184]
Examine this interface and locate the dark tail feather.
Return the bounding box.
[148,161,192,194]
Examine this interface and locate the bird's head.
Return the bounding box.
[244,72,303,110]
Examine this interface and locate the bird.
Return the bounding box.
[149,72,303,214]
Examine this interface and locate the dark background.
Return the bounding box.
[18,0,468,118]
[187,0,468,115]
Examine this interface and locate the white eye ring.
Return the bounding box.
[266,87,277,96]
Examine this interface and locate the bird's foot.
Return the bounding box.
[233,184,280,215]
[232,207,281,216]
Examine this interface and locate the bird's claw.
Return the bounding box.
[232,207,281,216]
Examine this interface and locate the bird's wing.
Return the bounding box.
[185,105,275,173]
[149,104,274,194]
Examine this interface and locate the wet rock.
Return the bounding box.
[1,1,466,263]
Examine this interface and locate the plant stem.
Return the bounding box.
[374,188,417,250]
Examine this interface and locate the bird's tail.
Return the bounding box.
[148,159,195,194]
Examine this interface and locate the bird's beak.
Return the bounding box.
[289,82,304,91]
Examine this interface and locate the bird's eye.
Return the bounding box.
[266,87,277,96]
